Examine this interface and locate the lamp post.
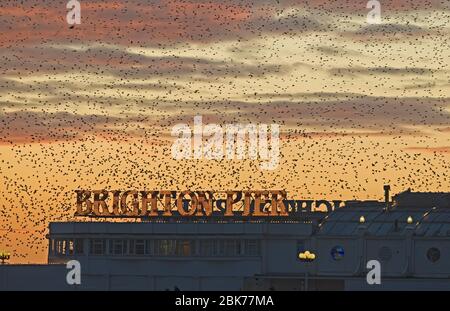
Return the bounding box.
[298,250,316,291]
[0,251,10,264]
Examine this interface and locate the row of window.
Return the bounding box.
[330,245,442,263]
[51,240,442,263]
[50,238,261,257]
[53,239,83,256]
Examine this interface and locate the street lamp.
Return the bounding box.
[299,250,316,261]
[298,250,316,291]
[0,251,10,264]
[407,216,413,224]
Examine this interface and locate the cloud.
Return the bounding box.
[244,91,364,100]
[144,95,450,135]
[0,1,327,47]
[329,66,439,77]
[437,127,450,132]
[0,111,122,144]
[339,22,441,41]
[403,82,437,90]
[0,45,292,79]
[1,0,447,48]
[2,95,449,144]
[292,0,447,12]
[313,46,363,57]
[353,23,426,36]
[404,146,450,153]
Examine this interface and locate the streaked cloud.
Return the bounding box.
[404,146,450,153]
[1,0,447,47]
[2,95,449,144]
[0,45,292,78]
[329,66,440,77]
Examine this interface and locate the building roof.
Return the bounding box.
[393,189,450,208]
[317,204,450,237]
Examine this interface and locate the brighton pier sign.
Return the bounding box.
[75,190,344,217]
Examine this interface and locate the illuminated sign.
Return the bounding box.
[75,190,343,217]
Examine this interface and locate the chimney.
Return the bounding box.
[384,185,391,212]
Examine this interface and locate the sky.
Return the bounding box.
[0,0,449,263]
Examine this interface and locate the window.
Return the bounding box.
[134,239,145,255]
[155,240,176,256]
[245,240,260,256]
[224,240,240,256]
[91,239,262,257]
[52,239,57,255]
[127,239,145,255]
[75,239,84,255]
[145,240,153,255]
[215,240,224,256]
[129,240,134,254]
[331,246,345,261]
[176,240,192,256]
[427,247,440,263]
[61,240,67,255]
[50,239,55,255]
[68,240,74,255]
[54,239,75,256]
[199,240,215,256]
[199,239,254,257]
[51,239,83,256]
[90,239,105,255]
[153,240,194,256]
[52,238,262,257]
[215,240,241,256]
[55,239,65,256]
[110,239,128,255]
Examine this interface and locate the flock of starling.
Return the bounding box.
[0,1,449,263]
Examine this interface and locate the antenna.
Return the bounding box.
[384,185,391,212]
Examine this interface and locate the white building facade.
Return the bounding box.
[1,190,450,290]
